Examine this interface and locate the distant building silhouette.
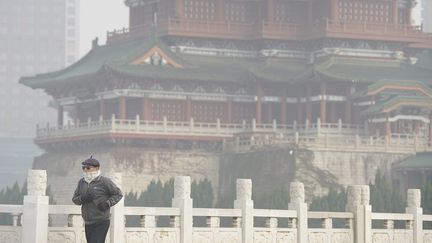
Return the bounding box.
[423,0,432,32]
[0,0,79,137]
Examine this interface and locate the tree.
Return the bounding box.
[0,180,56,225]
[125,178,214,226]
[421,181,432,214]
[192,178,213,208]
[370,170,404,213]
[310,187,346,212]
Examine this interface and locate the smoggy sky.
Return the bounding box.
[79,0,128,57]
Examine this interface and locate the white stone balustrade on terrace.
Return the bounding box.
[229,132,432,154]
[35,115,432,153]
[0,170,431,243]
[36,116,366,141]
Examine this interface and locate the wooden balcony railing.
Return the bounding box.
[260,21,306,40]
[158,18,255,40]
[106,25,150,44]
[312,19,425,42]
[106,18,432,45]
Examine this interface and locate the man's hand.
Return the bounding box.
[80,193,93,203]
[97,201,110,211]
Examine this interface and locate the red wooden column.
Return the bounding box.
[331,0,340,20]
[225,100,232,123]
[429,113,432,146]
[119,96,127,120]
[186,98,192,121]
[99,99,106,120]
[256,84,263,123]
[267,0,275,22]
[405,7,412,26]
[307,1,313,28]
[267,103,273,123]
[367,116,374,136]
[320,82,327,123]
[175,0,185,18]
[297,87,303,123]
[306,84,312,122]
[142,97,150,120]
[330,102,336,123]
[392,0,398,24]
[280,94,287,124]
[74,103,81,124]
[386,114,391,137]
[344,84,352,124]
[57,105,63,127]
[297,103,303,124]
[216,0,225,21]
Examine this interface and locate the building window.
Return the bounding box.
[67,29,75,37]
[67,18,75,26]
[68,7,75,14]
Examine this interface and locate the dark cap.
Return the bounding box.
[82,155,100,167]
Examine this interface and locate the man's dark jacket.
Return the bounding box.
[72,175,123,225]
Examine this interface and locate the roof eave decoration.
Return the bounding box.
[130,46,183,68]
[366,80,432,97]
[353,79,432,99]
[361,96,432,115]
[124,0,157,7]
[382,100,432,113]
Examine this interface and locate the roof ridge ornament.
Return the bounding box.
[130,46,183,68]
[92,37,99,49]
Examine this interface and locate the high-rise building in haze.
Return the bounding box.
[423,0,432,32]
[0,0,79,137]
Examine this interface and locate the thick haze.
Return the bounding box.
[79,0,128,57]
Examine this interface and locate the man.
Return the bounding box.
[72,156,123,243]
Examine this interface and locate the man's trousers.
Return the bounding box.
[85,219,110,243]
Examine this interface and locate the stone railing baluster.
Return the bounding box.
[265,217,277,228]
[206,216,220,228]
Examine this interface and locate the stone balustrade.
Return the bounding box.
[0,170,431,243]
[35,116,432,153]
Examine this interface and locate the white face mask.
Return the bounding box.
[83,170,101,183]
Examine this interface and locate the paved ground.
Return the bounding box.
[0,137,42,189]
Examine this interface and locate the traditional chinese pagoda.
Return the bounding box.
[20,0,432,202]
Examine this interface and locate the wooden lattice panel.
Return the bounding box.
[184,0,216,20]
[232,103,255,123]
[338,0,391,23]
[192,101,224,123]
[150,100,185,121]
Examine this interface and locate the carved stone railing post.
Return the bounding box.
[190,117,194,131]
[140,215,156,228]
[406,189,423,243]
[106,172,125,243]
[346,185,371,243]
[67,214,83,227]
[169,215,180,228]
[265,217,278,228]
[135,115,140,131]
[163,116,168,133]
[22,170,49,243]
[288,182,307,243]
[234,179,253,243]
[206,216,220,228]
[11,213,20,227]
[172,176,193,243]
